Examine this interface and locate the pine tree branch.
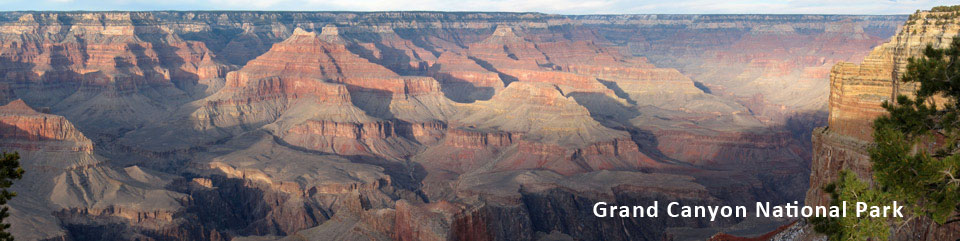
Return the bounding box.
[944,218,960,225]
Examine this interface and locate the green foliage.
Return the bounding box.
[869,36,960,226]
[812,171,892,241]
[922,5,960,22]
[816,34,960,240]
[0,152,22,241]
[810,182,839,235]
[931,5,960,13]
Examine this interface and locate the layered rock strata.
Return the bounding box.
[0,100,185,241]
[804,9,960,240]
[0,11,910,241]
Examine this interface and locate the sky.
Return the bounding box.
[0,0,956,14]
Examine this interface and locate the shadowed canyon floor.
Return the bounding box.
[0,12,906,240]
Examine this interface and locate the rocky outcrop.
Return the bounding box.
[456,81,629,148]
[215,27,366,104]
[282,119,406,156]
[467,25,548,70]
[445,128,517,149]
[0,12,231,136]
[805,9,960,240]
[501,69,615,95]
[199,26,455,139]
[346,25,438,75]
[429,52,504,102]
[401,121,447,145]
[0,99,92,152]
[806,127,960,240]
[184,133,402,237]
[813,8,959,200]
[828,11,960,141]
[805,127,871,207]
[0,99,186,241]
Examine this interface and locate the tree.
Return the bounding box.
[872,35,960,226]
[815,36,960,240]
[811,171,892,240]
[0,152,23,241]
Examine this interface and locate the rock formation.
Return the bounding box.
[0,12,230,137]
[0,100,186,240]
[802,9,960,240]
[0,11,908,240]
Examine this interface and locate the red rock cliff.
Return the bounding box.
[807,9,960,240]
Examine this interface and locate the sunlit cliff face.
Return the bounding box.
[805,10,960,240]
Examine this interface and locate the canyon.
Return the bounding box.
[0,11,909,240]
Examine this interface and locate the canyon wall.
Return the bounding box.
[804,9,960,240]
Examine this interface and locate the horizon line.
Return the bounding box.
[0,10,915,16]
